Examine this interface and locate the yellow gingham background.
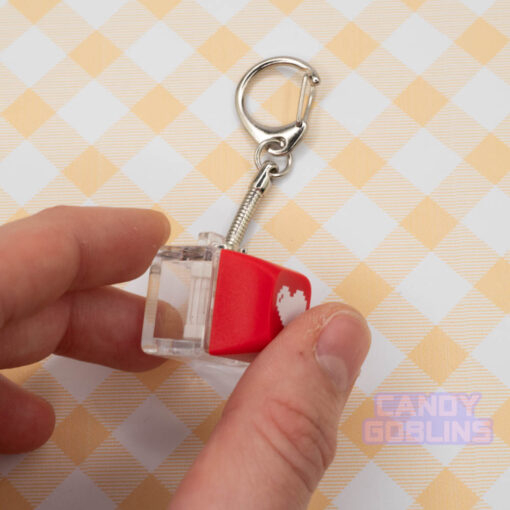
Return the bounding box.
[1,0,510,508]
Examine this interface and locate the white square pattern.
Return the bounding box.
[113,395,189,472]
[390,128,460,194]
[484,466,510,510]
[356,326,405,395]
[122,136,192,202]
[278,144,326,197]
[460,0,496,15]
[59,81,128,144]
[38,469,114,510]
[473,317,510,389]
[326,0,373,20]
[189,75,238,138]
[397,253,471,324]
[126,22,193,83]
[0,453,25,477]
[65,0,128,29]
[383,13,451,75]
[423,442,465,466]
[254,18,322,61]
[325,191,396,260]
[0,141,58,205]
[333,461,413,509]
[0,26,65,87]
[321,72,390,135]
[453,68,510,132]
[43,356,113,403]
[195,0,250,23]
[463,187,510,256]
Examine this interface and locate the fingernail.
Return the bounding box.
[315,310,371,391]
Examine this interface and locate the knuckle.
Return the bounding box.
[36,205,71,224]
[39,205,72,217]
[256,396,336,492]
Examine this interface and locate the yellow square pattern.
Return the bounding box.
[1,0,510,508]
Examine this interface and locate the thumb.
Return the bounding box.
[170,303,371,510]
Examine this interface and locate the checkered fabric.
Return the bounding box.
[1,0,510,508]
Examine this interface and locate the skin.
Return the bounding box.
[0,206,371,509]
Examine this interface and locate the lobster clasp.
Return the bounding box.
[235,56,320,156]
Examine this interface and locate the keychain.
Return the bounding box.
[141,56,320,363]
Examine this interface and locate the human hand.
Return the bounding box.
[0,206,171,452]
[169,304,371,510]
[0,206,371,510]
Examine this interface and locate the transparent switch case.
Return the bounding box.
[141,232,224,361]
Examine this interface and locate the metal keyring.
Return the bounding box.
[225,56,320,251]
[235,56,320,156]
[255,138,293,176]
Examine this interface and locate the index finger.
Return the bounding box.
[0,206,169,327]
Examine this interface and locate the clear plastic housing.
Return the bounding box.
[141,232,224,360]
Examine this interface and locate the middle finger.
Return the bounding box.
[0,287,182,370]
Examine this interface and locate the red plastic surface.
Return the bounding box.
[208,250,311,356]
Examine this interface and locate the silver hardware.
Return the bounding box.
[225,161,277,251]
[254,138,292,176]
[225,56,320,251]
[235,56,320,156]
